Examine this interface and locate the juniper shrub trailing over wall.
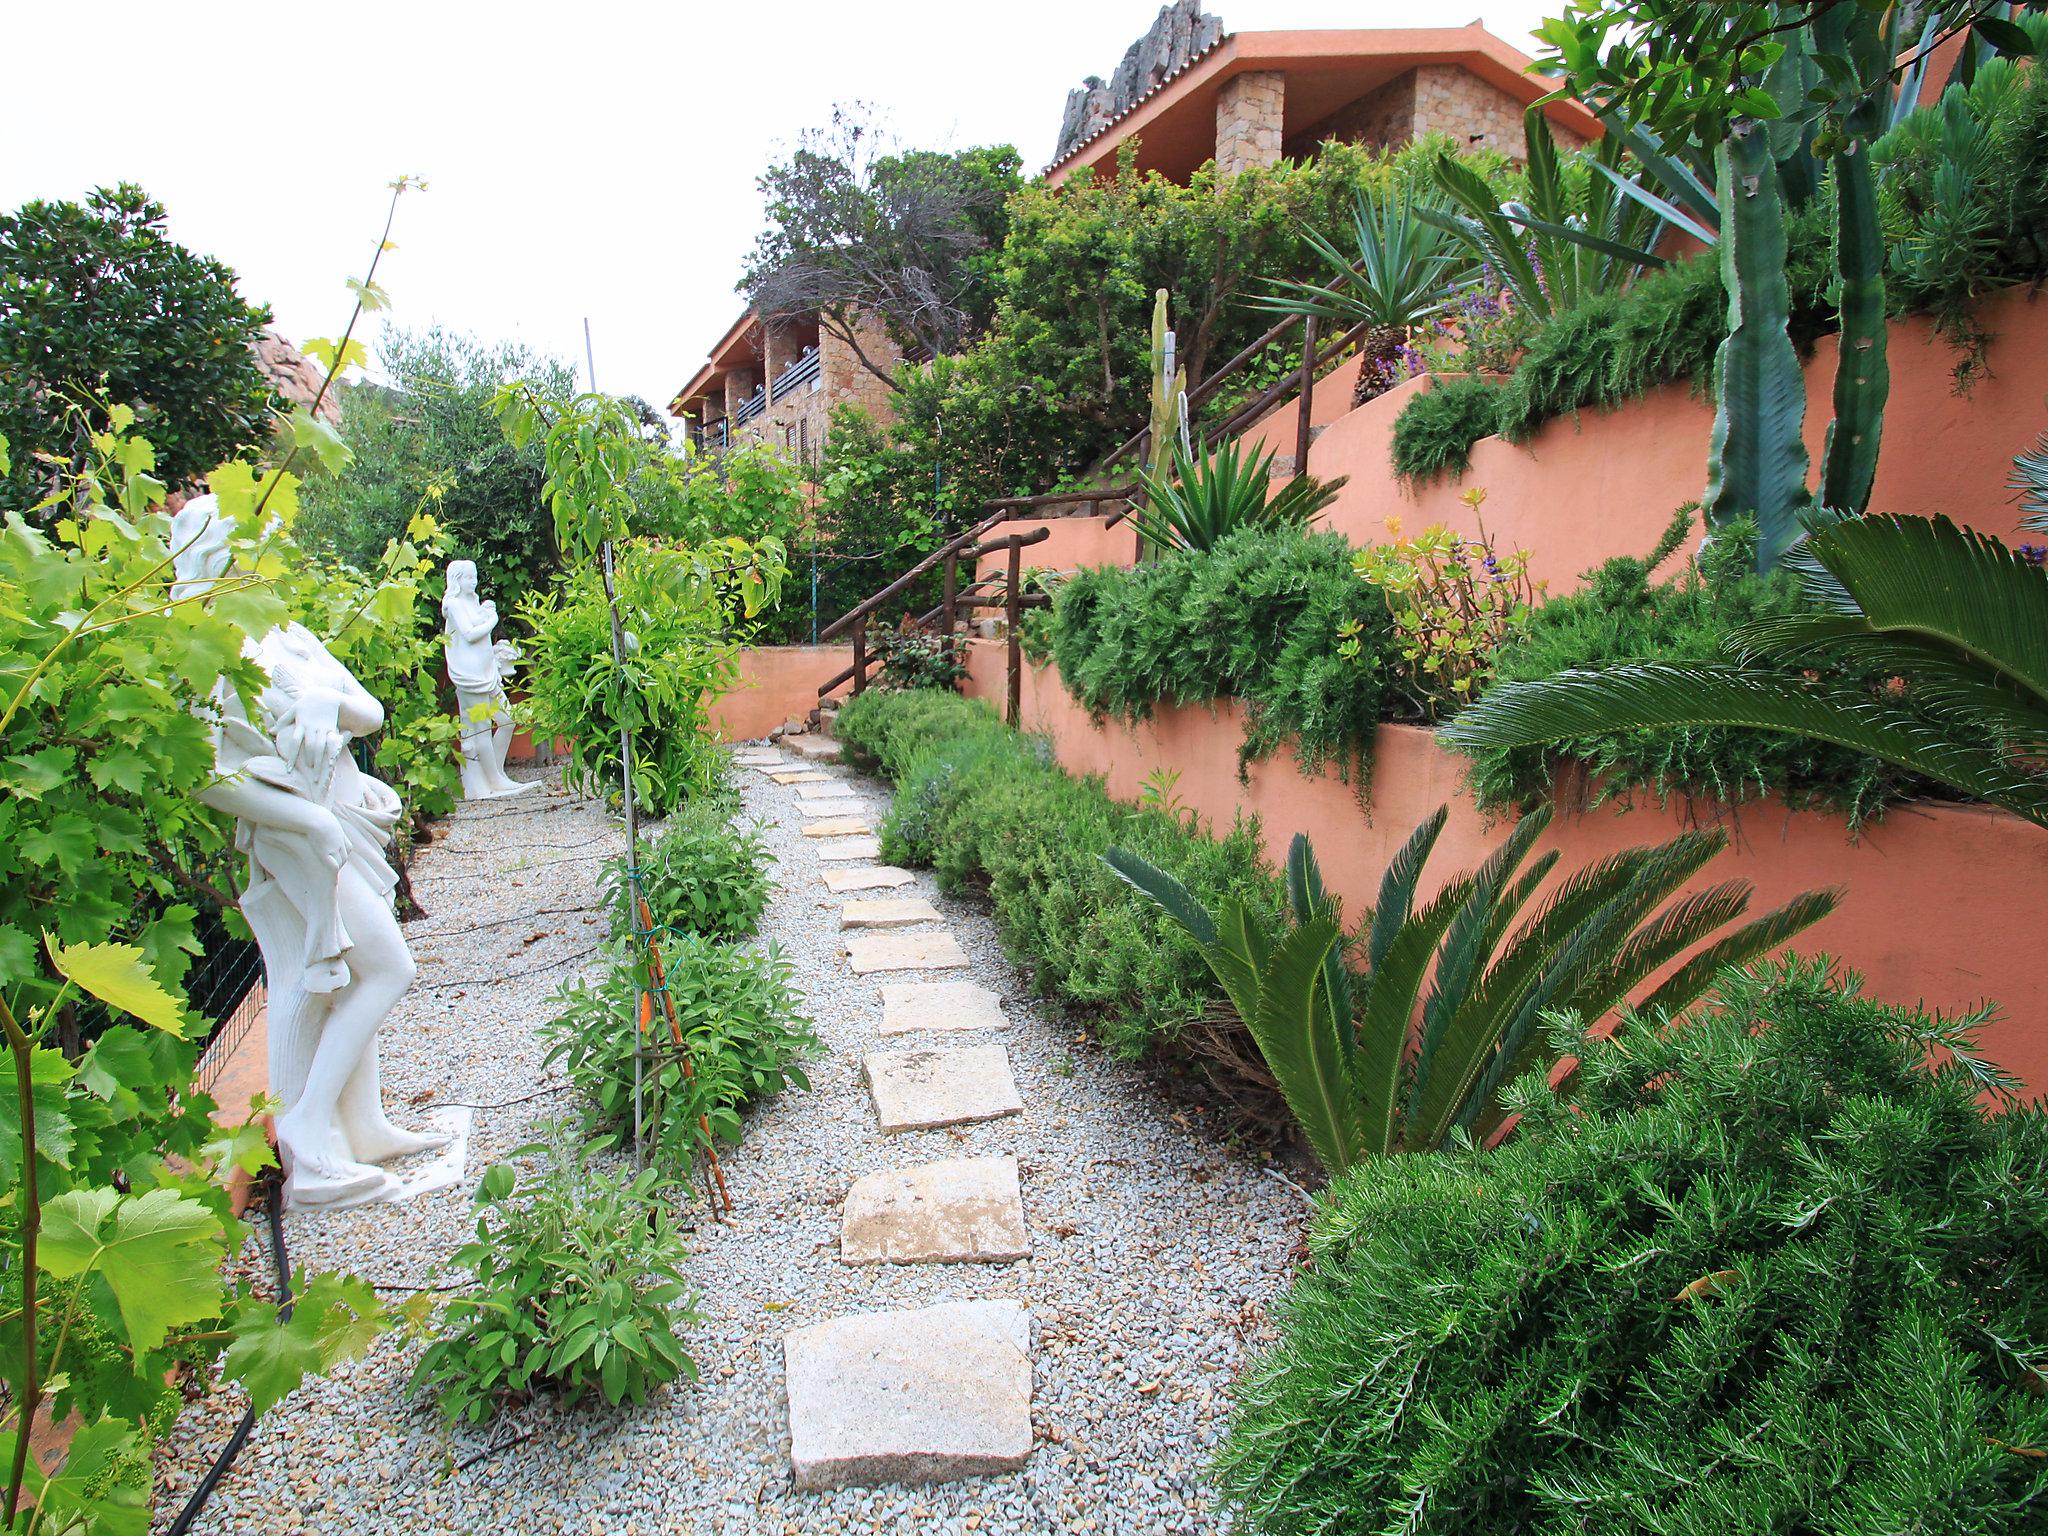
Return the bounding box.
[1387,374,1505,484]
[1047,526,1402,780]
[1219,957,2048,1536]
[1451,509,1915,826]
[833,690,1286,1068]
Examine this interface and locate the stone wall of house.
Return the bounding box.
[1214,70,1286,177]
[1285,64,1587,163]
[818,309,901,431]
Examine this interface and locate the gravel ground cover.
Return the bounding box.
[156,751,1306,1535]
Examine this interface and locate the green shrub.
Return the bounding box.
[602,799,771,943]
[1047,526,1400,779]
[1219,957,2048,1534]
[1387,374,1503,481]
[836,690,1284,1063]
[515,542,741,817]
[1392,201,1834,482]
[412,1139,701,1424]
[1453,509,1914,826]
[540,938,816,1161]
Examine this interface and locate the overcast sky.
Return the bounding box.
[2,1,1556,420]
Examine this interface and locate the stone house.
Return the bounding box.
[1046,13,1599,186]
[670,307,903,461]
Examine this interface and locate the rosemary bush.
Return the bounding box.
[1221,957,2048,1534]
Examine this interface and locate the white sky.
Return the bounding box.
[1,0,1555,420]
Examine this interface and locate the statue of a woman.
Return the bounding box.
[172,496,448,1209]
[441,560,537,800]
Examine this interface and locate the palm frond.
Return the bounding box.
[1439,664,2048,828]
[1248,915,1360,1176]
[1635,887,1841,1019]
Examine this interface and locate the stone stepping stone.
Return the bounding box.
[802,817,874,839]
[768,769,832,785]
[799,798,864,818]
[846,931,968,974]
[818,836,883,862]
[787,735,843,761]
[880,980,1007,1036]
[822,866,916,893]
[840,1154,1029,1265]
[796,781,857,801]
[840,897,942,929]
[784,1299,1031,1490]
[734,750,784,766]
[864,1043,1023,1132]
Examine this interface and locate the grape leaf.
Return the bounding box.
[43,934,186,1034]
[38,1186,225,1352]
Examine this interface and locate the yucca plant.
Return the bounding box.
[1255,187,1472,404]
[1442,513,2048,830]
[1423,107,1676,320]
[1106,807,1833,1175]
[1131,436,1346,556]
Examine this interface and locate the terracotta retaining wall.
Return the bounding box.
[960,643,2048,1093]
[710,644,855,741]
[978,284,2048,592]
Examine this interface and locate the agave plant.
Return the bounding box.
[1131,437,1346,556]
[1255,186,1472,403]
[2014,434,2048,534]
[1106,808,1832,1175]
[1441,513,2048,829]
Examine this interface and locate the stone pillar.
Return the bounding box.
[1214,70,1285,178]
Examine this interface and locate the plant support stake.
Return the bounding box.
[599,537,645,1171]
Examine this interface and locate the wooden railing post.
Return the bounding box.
[851,615,867,697]
[1295,314,1318,478]
[941,551,958,638]
[1005,536,1024,726]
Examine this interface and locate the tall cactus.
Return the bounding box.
[1139,289,1187,560]
[1816,3,1891,516]
[1146,288,1185,486]
[1703,119,1810,572]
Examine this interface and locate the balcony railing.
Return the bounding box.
[733,385,766,426]
[771,346,821,401]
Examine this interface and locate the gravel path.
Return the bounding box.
[157,750,1306,1535]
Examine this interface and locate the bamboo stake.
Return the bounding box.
[638,895,734,1216]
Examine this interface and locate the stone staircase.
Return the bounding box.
[731,739,1038,1494]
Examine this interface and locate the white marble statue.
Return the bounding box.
[172,496,449,1209]
[441,560,537,801]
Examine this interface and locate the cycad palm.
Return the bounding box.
[1107,808,1832,1175]
[1441,514,2048,830]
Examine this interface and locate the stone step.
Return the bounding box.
[821,866,917,893]
[733,751,785,767]
[784,1299,1031,1491]
[840,1154,1029,1265]
[865,1044,1023,1132]
[801,817,874,839]
[768,769,832,785]
[880,980,1007,1036]
[840,897,942,929]
[796,781,858,802]
[818,836,883,862]
[787,735,843,762]
[846,931,968,974]
[799,798,865,818]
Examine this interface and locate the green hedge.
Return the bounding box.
[1451,510,1916,826]
[1391,206,1835,482]
[833,689,1283,1062]
[1220,957,2048,1534]
[1046,526,1400,779]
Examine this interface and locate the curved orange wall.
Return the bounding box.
[961,644,2048,1091]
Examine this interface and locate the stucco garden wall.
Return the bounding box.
[960,644,2048,1093]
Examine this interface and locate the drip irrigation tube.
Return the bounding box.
[165,1172,293,1536]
